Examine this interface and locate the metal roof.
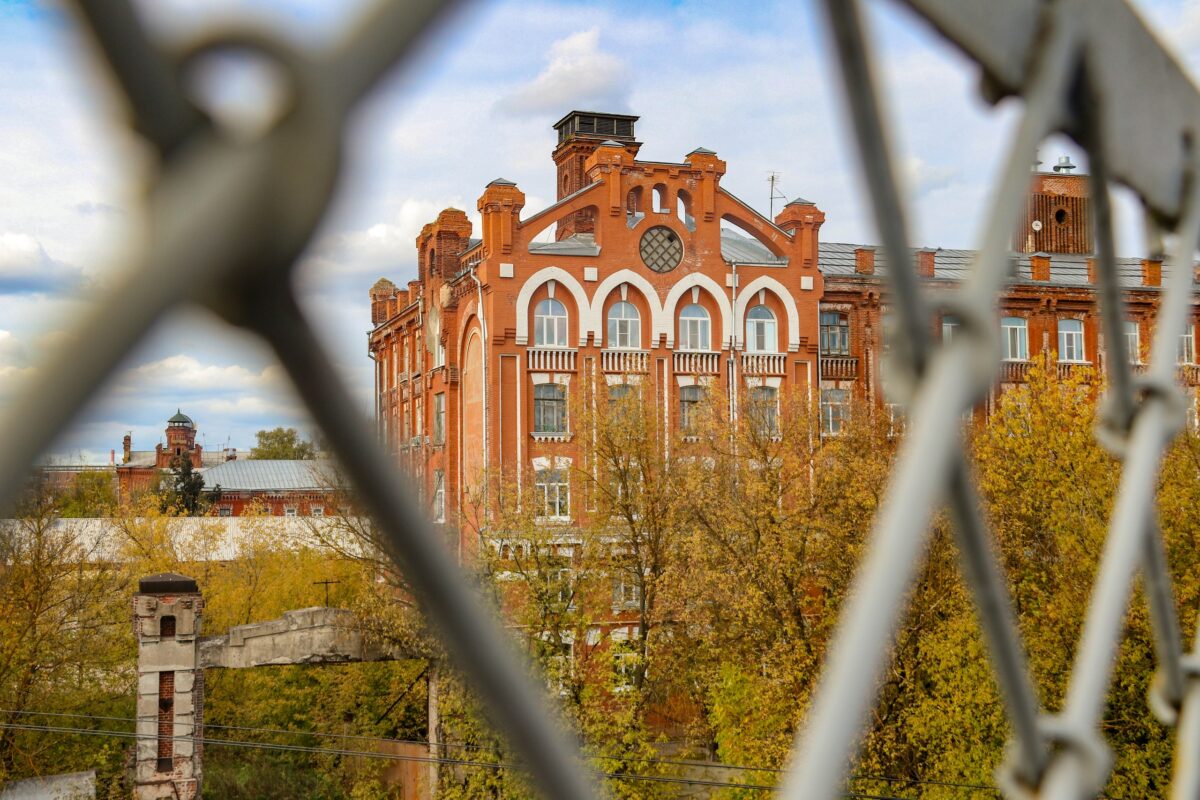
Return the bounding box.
[720,229,789,266]
[168,409,194,425]
[199,459,338,492]
[817,242,1185,289]
[529,233,600,257]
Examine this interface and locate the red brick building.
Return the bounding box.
[816,156,1200,433]
[116,411,222,501]
[368,111,826,545]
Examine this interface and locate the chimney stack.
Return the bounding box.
[1142,258,1162,287]
[1031,254,1051,282]
[123,434,132,464]
[917,249,936,278]
[854,247,875,275]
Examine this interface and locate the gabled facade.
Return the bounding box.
[368,111,826,544]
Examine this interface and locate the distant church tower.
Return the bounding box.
[156,410,202,469]
[1014,155,1092,254]
[133,574,204,800]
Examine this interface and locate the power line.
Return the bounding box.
[0,708,1000,795]
[0,720,915,799]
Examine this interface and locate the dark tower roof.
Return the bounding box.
[553,111,639,145]
[139,573,199,594]
[168,409,194,427]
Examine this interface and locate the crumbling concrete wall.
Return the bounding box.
[199,607,400,669]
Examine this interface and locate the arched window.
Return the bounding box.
[679,304,711,351]
[745,305,777,353]
[534,298,569,348]
[653,184,669,213]
[607,301,641,349]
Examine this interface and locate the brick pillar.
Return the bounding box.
[134,574,204,800]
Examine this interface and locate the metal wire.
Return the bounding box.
[3,0,1200,798]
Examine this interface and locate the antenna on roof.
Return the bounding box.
[768,171,787,218]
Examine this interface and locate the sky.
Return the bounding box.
[1,0,1199,463]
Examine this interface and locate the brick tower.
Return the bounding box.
[133,573,204,800]
[551,111,640,240]
[156,410,202,469]
[1014,155,1092,254]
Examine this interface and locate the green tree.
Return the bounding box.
[251,427,317,460]
[55,469,117,517]
[158,455,207,516]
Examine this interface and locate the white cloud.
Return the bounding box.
[500,29,631,116]
[0,231,82,293]
[112,355,288,396]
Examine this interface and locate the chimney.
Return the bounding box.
[133,574,204,799]
[917,248,936,278]
[854,247,875,275]
[1142,258,1162,287]
[1031,254,1051,282]
[369,278,397,326]
[122,434,131,464]
[110,449,115,465]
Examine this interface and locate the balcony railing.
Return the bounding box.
[527,347,577,372]
[673,351,720,375]
[742,353,785,375]
[601,349,649,373]
[999,360,1031,383]
[821,356,859,380]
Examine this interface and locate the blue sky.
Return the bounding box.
[1,0,1197,462]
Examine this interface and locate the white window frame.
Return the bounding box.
[1058,318,1086,363]
[607,301,641,350]
[433,392,445,444]
[217,506,232,517]
[1180,326,1196,365]
[679,304,711,351]
[1001,317,1028,361]
[534,298,569,348]
[746,305,778,353]
[821,388,849,436]
[535,469,570,519]
[284,506,298,517]
[942,314,959,343]
[1125,320,1141,364]
[433,469,445,523]
[310,506,324,517]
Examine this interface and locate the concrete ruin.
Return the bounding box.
[131,575,405,799]
[199,607,400,669]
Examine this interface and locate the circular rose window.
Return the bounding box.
[640,226,683,273]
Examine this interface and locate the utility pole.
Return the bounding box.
[313,579,340,607]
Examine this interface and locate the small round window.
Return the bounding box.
[1054,208,1068,225]
[640,226,683,273]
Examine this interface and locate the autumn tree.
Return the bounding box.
[251,427,317,460]
[0,478,131,793]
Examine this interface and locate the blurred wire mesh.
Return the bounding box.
[2,0,1200,798]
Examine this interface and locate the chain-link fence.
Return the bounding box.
[2,1,1200,798]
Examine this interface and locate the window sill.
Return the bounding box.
[536,516,573,526]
